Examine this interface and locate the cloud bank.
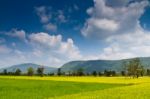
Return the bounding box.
[82,0,150,60]
[0,30,82,67]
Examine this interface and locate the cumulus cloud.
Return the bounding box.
[29,33,62,50]
[82,0,149,39]
[100,29,150,59]
[81,0,150,60]
[16,32,81,67]
[6,29,27,43]
[83,28,150,60]
[0,30,82,67]
[1,0,150,67]
[29,32,81,60]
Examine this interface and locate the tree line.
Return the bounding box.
[1,58,150,78]
[0,67,117,77]
[0,67,44,77]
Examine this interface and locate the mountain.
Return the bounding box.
[61,57,150,73]
[0,63,57,74]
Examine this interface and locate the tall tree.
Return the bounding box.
[76,68,84,76]
[57,68,62,76]
[27,67,34,76]
[122,61,128,76]
[98,72,102,76]
[127,58,142,78]
[3,69,7,75]
[147,69,150,76]
[92,71,97,76]
[15,68,21,75]
[37,67,44,77]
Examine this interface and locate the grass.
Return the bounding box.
[0,76,150,99]
[0,77,126,99]
[55,81,150,99]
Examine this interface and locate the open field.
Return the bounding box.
[0,76,150,99]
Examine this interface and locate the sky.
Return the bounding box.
[0,0,150,68]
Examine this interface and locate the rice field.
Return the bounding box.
[0,76,150,99]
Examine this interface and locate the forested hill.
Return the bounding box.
[0,63,56,74]
[61,57,150,73]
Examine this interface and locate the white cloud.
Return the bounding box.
[6,29,27,43]
[35,6,69,32]
[29,32,81,59]
[101,28,150,58]
[59,38,81,59]
[82,0,149,39]
[57,10,67,23]
[0,30,82,67]
[80,0,150,60]
[0,49,28,67]
[35,6,58,32]
[35,6,51,23]
[43,23,57,32]
[29,33,62,48]
[27,32,82,66]
[1,0,150,67]
[82,28,150,60]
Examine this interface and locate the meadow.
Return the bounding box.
[0,76,150,99]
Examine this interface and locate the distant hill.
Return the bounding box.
[1,57,150,74]
[61,57,150,73]
[0,63,57,74]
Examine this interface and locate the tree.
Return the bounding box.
[86,73,90,76]
[3,69,7,75]
[147,69,150,76]
[140,66,145,76]
[15,68,21,75]
[111,71,116,76]
[104,70,116,77]
[27,67,34,76]
[122,61,128,76]
[104,70,108,76]
[98,72,102,76]
[104,70,111,76]
[76,68,84,76]
[92,71,97,76]
[37,67,44,77]
[57,68,62,76]
[127,58,142,78]
[48,73,54,76]
[121,71,125,76]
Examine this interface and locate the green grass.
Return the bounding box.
[1,76,150,99]
[0,78,126,99]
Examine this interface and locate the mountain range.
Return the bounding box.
[61,57,150,73]
[0,63,56,74]
[1,57,150,74]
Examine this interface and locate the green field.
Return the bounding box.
[0,76,150,99]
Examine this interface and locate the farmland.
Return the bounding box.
[0,76,150,99]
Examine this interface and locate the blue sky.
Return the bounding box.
[0,0,150,67]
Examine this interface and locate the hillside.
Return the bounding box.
[61,57,150,73]
[1,57,150,74]
[0,63,56,74]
